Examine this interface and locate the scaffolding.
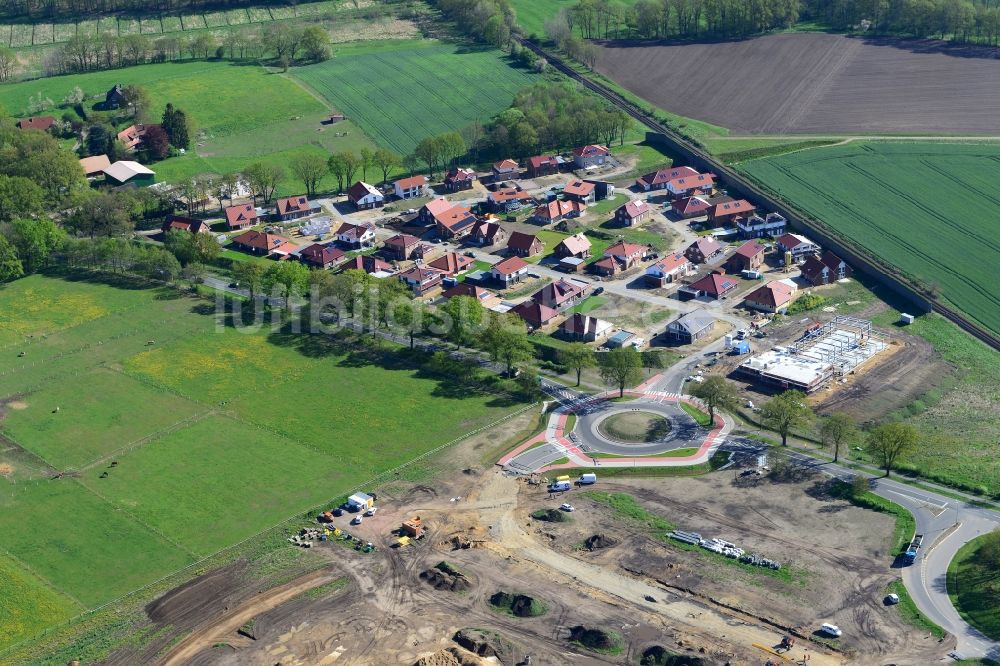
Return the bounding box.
[790,316,888,375]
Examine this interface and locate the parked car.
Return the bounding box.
[884,593,900,605]
[593,286,605,295]
[560,503,575,512]
[364,506,378,516]
[332,508,344,517]
[819,623,842,638]
[351,515,363,525]
[464,250,476,257]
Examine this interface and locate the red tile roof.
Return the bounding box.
[619,199,651,219]
[492,256,529,276]
[489,188,533,204]
[667,173,715,192]
[688,272,739,297]
[224,203,257,229]
[443,282,496,301]
[563,180,595,197]
[672,196,712,216]
[335,222,374,242]
[423,197,454,219]
[532,279,586,307]
[556,233,592,256]
[79,154,111,176]
[384,233,421,249]
[710,199,755,217]
[435,205,476,232]
[17,116,56,131]
[399,265,442,283]
[427,252,473,275]
[687,237,723,258]
[300,243,345,266]
[493,159,519,171]
[346,182,380,203]
[445,167,476,183]
[511,301,559,327]
[394,175,427,190]
[507,231,541,253]
[534,199,586,220]
[745,280,795,308]
[573,144,610,158]
[528,155,559,170]
[636,166,699,188]
[604,240,647,259]
[650,251,689,274]
[471,221,505,243]
[340,254,393,274]
[276,195,311,215]
[232,230,292,253]
[733,240,765,258]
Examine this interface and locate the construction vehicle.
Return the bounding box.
[904,534,924,565]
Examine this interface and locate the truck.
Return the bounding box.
[548,481,572,492]
[578,473,597,485]
[904,534,924,565]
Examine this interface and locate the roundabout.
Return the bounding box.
[573,396,709,457]
[596,410,671,444]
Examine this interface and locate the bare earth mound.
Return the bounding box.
[595,33,1000,135]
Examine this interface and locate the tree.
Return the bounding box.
[161,103,178,141]
[216,172,240,208]
[373,148,401,186]
[559,342,596,386]
[87,124,113,157]
[326,153,348,193]
[300,25,331,62]
[439,295,485,349]
[820,412,858,463]
[598,346,643,398]
[121,84,151,121]
[359,148,375,183]
[394,300,426,349]
[402,153,419,177]
[333,152,360,186]
[66,192,134,238]
[369,278,409,338]
[760,390,811,447]
[164,229,197,265]
[170,109,190,149]
[689,375,739,423]
[0,236,23,282]
[0,175,45,223]
[481,314,533,376]
[264,261,310,310]
[0,46,16,82]
[189,33,217,59]
[232,261,267,301]
[242,162,283,204]
[141,124,170,161]
[865,422,918,477]
[289,152,328,196]
[414,136,442,177]
[8,217,65,273]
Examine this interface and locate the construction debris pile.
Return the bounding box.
[288,527,324,548]
[668,531,781,570]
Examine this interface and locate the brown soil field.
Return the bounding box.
[595,33,1000,135]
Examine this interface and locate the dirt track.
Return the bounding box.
[595,33,1000,135]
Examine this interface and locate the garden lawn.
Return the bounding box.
[0,555,80,652]
[291,39,539,155]
[948,532,1000,640]
[740,141,1000,338]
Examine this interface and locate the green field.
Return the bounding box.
[511,0,639,38]
[740,142,1000,337]
[292,40,539,155]
[948,532,1000,640]
[0,274,522,646]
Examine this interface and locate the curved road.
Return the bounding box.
[576,399,705,456]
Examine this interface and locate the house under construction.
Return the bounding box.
[738,316,889,392]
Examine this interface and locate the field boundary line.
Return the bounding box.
[0,400,537,659]
[0,546,87,611]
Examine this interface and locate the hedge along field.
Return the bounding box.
[740,141,1000,338]
[292,39,539,155]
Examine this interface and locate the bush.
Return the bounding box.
[788,292,827,314]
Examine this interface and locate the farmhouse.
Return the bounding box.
[224,203,257,230]
[442,282,500,307]
[102,160,155,186]
[563,180,596,204]
[346,182,384,210]
[383,233,422,261]
[511,301,560,329]
[678,272,739,301]
[737,212,786,239]
[645,252,692,287]
[488,188,533,212]
[444,167,476,192]
[685,237,724,264]
[671,195,713,218]
[16,116,56,131]
[162,215,211,235]
[398,266,443,296]
[79,154,111,178]
[507,231,543,258]
[490,256,529,286]
[117,124,158,151]
[560,313,613,342]
[573,144,610,169]
[492,159,519,180]
[299,243,345,269]
[427,252,473,276]
[231,230,297,257]
[553,233,592,259]
[334,222,375,248]
[105,84,126,109]
[527,155,560,177]
[340,254,395,276]
[393,175,427,200]
[744,279,798,313]
[664,310,715,344]
[708,199,755,225]
[614,199,652,227]
[635,166,699,192]
[725,240,765,273]
[532,199,586,224]
[532,278,588,310]
[776,233,821,261]
[592,240,648,276]
[469,220,506,246]
[800,251,852,286]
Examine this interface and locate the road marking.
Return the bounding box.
[883,488,948,510]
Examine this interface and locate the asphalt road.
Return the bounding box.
[574,399,705,456]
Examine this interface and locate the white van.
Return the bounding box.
[578,473,597,485]
[548,481,572,492]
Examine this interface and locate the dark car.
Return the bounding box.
[332,507,344,517]
[593,286,604,295]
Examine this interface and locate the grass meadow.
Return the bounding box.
[948,533,1000,640]
[292,39,539,155]
[740,142,1000,338]
[0,274,524,646]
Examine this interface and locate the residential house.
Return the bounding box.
[553,233,592,259]
[707,199,756,225]
[334,221,375,248]
[339,254,394,276]
[398,266,443,296]
[102,160,154,186]
[492,159,519,180]
[442,282,500,307]
[527,155,560,177]
[419,198,454,225]
[299,243,345,269]
[562,180,596,204]
[664,172,716,199]
[231,230,297,257]
[592,241,648,276]
[79,154,111,178]
[677,272,740,301]
[775,233,820,261]
[573,144,610,169]
[560,313,613,342]
[584,178,615,201]
[346,182,384,210]
[614,199,652,227]
[725,240,765,273]
[744,280,798,313]
[532,199,585,224]
[469,220,506,247]
[393,175,427,200]
[685,237,724,264]
[511,301,560,329]
[635,166,699,192]
[737,212,786,239]
[383,233,422,261]
[105,84,126,109]
[800,251,852,286]
[427,251,473,276]
[671,195,713,218]
[490,256,529,286]
[224,203,257,230]
[507,231,543,258]
[444,167,476,192]
[532,278,588,310]
[16,116,56,131]
[162,215,211,235]
[117,124,156,151]
[664,310,715,344]
[645,252,692,287]
[434,204,477,239]
[277,195,316,220]
[487,188,533,212]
